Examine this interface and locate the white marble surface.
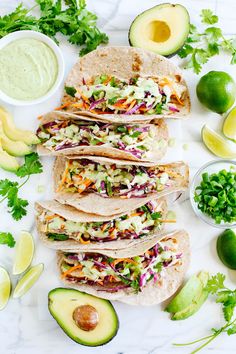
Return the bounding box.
[1,0,236,353]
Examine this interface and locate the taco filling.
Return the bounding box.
[37,119,166,159]
[38,200,173,243]
[62,75,186,115]
[60,237,182,293]
[57,159,184,198]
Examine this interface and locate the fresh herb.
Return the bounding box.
[155,103,163,114]
[108,97,118,105]
[65,86,77,97]
[48,233,69,241]
[116,126,128,134]
[0,232,15,248]
[0,153,43,220]
[151,212,162,220]
[174,273,236,353]
[130,131,142,138]
[178,9,236,74]
[0,0,108,56]
[105,177,112,197]
[194,169,236,224]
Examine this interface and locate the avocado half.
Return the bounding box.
[129,3,190,57]
[48,288,119,347]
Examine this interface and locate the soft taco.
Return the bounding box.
[36,111,168,162]
[57,230,190,305]
[54,156,189,215]
[58,47,190,122]
[35,197,175,250]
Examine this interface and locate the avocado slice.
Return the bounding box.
[129,3,190,57]
[0,107,40,145]
[165,271,209,314]
[171,288,209,320]
[0,140,19,172]
[48,288,119,347]
[0,122,32,157]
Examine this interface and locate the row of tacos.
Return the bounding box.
[35,47,191,305]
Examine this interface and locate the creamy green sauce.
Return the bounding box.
[0,38,58,100]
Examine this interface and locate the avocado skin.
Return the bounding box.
[217,229,236,270]
[128,3,190,57]
[48,288,119,347]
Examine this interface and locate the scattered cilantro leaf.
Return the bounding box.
[178,9,236,73]
[0,153,43,220]
[0,232,15,248]
[65,86,77,97]
[0,0,108,56]
[206,273,226,293]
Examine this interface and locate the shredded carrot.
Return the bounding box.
[56,166,70,192]
[45,214,58,221]
[101,223,109,232]
[112,258,137,267]
[159,78,184,106]
[55,102,71,110]
[159,219,176,223]
[130,212,142,217]
[103,76,112,85]
[61,264,82,278]
[127,99,137,111]
[71,103,84,108]
[77,179,93,193]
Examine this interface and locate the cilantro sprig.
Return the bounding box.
[0,0,108,56]
[0,232,15,248]
[174,273,236,353]
[178,9,236,74]
[0,153,42,221]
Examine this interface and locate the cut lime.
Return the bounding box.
[223,107,236,140]
[202,125,236,158]
[0,267,11,310]
[13,231,34,275]
[13,263,44,299]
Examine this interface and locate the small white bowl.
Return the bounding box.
[0,30,65,106]
[190,159,236,228]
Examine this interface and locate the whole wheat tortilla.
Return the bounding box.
[35,197,167,250]
[54,156,189,215]
[57,230,190,305]
[61,46,190,122]
[37,111,169,163]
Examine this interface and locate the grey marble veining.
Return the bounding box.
[1,0,236,353]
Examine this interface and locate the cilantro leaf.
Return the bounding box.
[206,273,226,294]
[16,153,43,178]
[48,233,69,241]
[201,9,218,25]
[65,86,76,97]
[7,186,28,221]
[0,232,15,248]
[227,324,236,335]
[178,44,194,58]
[0,179,17,197]
[204,27,222,41]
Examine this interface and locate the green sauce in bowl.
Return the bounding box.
[0,38,58,101]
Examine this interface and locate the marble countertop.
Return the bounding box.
[1,0,236,353]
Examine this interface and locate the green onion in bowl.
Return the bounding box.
[190,160,236,228]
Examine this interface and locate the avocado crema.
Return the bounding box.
[0,38,58,100]
[63,74,186,114]
[60,239,182,293]
[57,159,182,198]
[37,119,164,159]
[38,200,165,243]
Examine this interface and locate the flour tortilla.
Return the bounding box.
[62,46,190,122]
[54,156,189,216]
[37,111,169,163]
[57,230,190,305]
[35,197,167,250]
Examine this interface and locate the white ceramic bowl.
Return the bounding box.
[190,159,236,228]
[0,30,65,106]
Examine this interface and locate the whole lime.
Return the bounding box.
[217,229,236,269]
[196,71,236,114]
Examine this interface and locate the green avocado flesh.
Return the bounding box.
[0,144,19,172]
[165,271,209,320]
[48,288,119,347]
[129,3,190,57]
[0,122,31,157]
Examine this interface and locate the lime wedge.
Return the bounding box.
[13,263,44,299]
[202,125,236,158]
[223,107,236,140]
[13,231,34,275]
[0,267,11,310]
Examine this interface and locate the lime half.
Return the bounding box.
[13,231,34,275]
[202,125,236,158]
[223,107,236,140]
[0,267,11,310]
[13,263,44,299]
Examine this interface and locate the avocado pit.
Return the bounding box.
[73,304,99,331]
[147,21,171,43]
